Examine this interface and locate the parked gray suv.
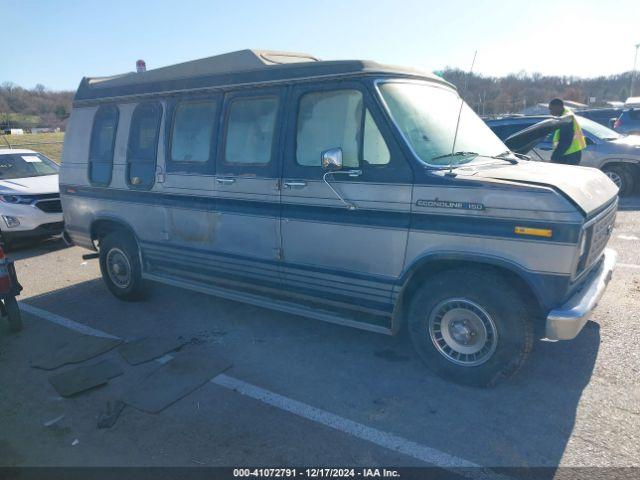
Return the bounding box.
[486,115,640,196]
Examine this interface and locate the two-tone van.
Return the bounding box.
[61,50,618,386]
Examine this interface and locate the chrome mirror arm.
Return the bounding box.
[322,169,362,210]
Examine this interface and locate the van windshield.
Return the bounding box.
[378,81,508,166]
[0,153,59,179]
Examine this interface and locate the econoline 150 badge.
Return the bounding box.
[416,199,485,211]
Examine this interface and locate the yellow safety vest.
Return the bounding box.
[552,108,587,155]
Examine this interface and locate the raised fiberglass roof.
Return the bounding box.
[74,49,450,103]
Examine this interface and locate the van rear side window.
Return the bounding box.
[127,102,162,188]
[171,101,218,163]
[89,105,118,185]
[224,96,278,165]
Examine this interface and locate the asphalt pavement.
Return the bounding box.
[1,197,639,474]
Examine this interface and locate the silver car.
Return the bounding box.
[487,115,640,196]
[60,49,618,387]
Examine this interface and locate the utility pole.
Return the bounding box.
[631,43,640,98]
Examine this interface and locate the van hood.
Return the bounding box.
[0,174,59,195]
[458,161,618,216]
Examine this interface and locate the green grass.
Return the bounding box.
[1,113,41,127]
[0,132,65,163]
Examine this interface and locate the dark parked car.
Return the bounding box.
[486,115,640,196]
[613,108,640,135]
[575,108,622,128]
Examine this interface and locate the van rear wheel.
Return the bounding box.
[408,269,534,387]
[99,231,146,301]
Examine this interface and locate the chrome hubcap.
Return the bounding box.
[106,248,131,289]
[428,298,498,366]
[605,171,622,189]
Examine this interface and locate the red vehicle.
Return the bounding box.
[0,246,22,332]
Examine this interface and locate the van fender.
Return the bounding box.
[390,251,557,334]
[89,215,144,267]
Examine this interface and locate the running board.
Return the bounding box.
[143,272,392,335]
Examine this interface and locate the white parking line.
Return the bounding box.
[19,301,505,479]
[618,262,640,270]
[212,374,484,470]
[18,302,120,339]
[617,234,640,241]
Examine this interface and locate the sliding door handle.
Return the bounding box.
[216,177,236,185]
[283,180,307,189]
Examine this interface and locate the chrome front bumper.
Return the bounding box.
[545,248,617,340]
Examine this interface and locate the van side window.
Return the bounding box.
[296,90,362,168]
[296,90,390,167]
[171,101,217,163]
[127,102,162,188]
[88,105,118,185]
[363,110,390,165]
[224,96,278,165]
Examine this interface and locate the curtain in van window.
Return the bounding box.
[296,90,362,167]
[127,102,162,188]
[89,105,118,185]
[171,101,217,163]
[225,97,278,165]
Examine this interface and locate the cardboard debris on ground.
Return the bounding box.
[97,400,126,429]
[122,349,232,413]
[48,359,124,397]
[117,336,187,366]
[31,335,122,370]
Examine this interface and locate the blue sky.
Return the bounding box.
[3,0,639,90]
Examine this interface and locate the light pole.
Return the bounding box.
[631,43,640,98]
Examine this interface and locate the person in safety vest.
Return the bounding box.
[548,98,587,165]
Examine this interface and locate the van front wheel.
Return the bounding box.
[99,231,145,301]
[408,269,534,387]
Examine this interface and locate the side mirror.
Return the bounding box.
[321,148,343,171]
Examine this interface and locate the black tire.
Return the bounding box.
[408,268,534,388]
[99,231,146,301]
[5,296,23,333]
[602,164,634,197]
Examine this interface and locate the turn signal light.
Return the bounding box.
[514,226,553,238]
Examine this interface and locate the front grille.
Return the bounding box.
[36,199,62,213]
[578,203,616,275]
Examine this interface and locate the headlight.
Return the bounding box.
[2,216,20,228]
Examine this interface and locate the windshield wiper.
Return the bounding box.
[432,150,519,166]
[490,151,519,164]
[431,151,479,162]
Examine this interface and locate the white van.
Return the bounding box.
[61,50,618,386]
